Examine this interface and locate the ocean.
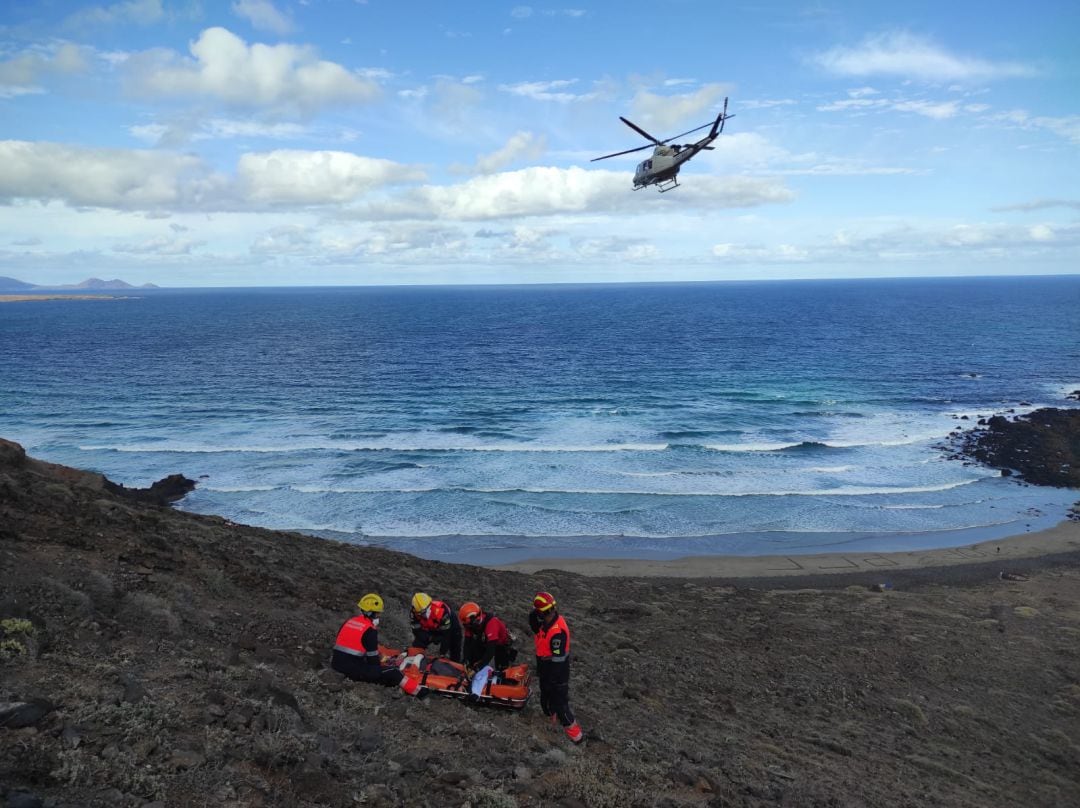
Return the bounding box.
[2,276,1078,562]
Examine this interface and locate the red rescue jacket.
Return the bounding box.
[466,613,511,645]
[416,601,452,632]
[533,613,570,662]
[334,615,379,658]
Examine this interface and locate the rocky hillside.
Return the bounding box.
[2,438,1079,807]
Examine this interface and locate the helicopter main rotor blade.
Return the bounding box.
[620,117,661,145]
[662,120,714,145]
[590,144,654,162]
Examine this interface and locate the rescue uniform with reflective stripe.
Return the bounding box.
[331,615,404,687]
[530,610,575,726]
[411,600,463,662]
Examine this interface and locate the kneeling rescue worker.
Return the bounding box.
[332,594,423,697]
[410,592,463,662]
[459,601,516,699]
[529,591,583,743]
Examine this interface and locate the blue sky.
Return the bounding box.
[1,0,1077,286]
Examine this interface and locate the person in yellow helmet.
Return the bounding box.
[409,592,463,662]
[331,593,423,697]
[529,591,583,744]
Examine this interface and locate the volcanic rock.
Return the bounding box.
[950,407,1080,486]
[1,438,1079,806]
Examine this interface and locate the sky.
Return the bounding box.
[0,0,1078,287]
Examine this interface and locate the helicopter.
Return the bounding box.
[592,96,733,192]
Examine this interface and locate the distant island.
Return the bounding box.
[0,275,160,292]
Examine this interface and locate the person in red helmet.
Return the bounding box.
[331,594,423,697]
[459,601,517,699]
[529,591,583,744]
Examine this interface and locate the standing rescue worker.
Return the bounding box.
[529,591,583,744]
[460,601,517,699]
[331,594,423,697]
[410,592,463,662]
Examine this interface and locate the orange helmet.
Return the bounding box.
[459,601,482,625]
[533,591,556,613]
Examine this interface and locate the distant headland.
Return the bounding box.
[0,275,160,292]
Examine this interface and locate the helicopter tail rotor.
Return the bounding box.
[709,97,732,139]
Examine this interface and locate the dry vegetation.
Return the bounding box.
[2,437,1080,807]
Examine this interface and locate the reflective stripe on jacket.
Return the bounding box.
[334,615,380,657]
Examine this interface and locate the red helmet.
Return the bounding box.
[533,591,556,613]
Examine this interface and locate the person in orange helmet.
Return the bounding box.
[459,601,517,699]
[410,592,463,662]
[529,591,583,744]
[331,594,424,697]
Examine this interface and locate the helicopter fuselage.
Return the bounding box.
[634,145,691,189]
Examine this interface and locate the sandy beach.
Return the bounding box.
[493,516,1080,579]
[0,294,122,302]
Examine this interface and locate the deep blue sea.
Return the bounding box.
[2,277,1078,562]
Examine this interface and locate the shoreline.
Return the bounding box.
[487,517,1080,579]
[0,294,126,303]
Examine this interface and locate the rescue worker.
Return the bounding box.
[529,591,583,744]
[331,593,423,697]
[459,601,517,699]
[410,592,463,662]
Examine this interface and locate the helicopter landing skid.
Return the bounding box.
[656,177,680,193]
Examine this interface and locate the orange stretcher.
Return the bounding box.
[379,645,532,709]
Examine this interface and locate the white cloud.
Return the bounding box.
[127,27,380,115]
[991,199,1080,212]
[740,98,798,109]
[711,243,809,262]
[703,132,915,176]
[251,224,313,254]
[232,0,295,35]
[130,117,310,145]
[0,140,215,209]
[66,0,164,27]
[0,141,423,211]
[498,79,595,103]
[818,95,960,119]
[890,99,960,119]
[716,219,1080,265]
[237,150,426,204]
[812,31,1037,82]
[113,236,206,255]
[0,44,90,97]
[629,83,728,131]
[511,7,533,19]
[343,167,793,222]
[462,131,547,175]
[988,109,1080,145]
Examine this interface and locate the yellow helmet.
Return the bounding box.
[357,593,384,614]
[411,592,432,613]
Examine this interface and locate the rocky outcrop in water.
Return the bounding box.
[949,407,1080,487]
